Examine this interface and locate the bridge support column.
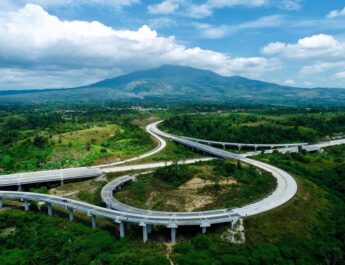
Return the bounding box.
[24,200,29,211]
[201,223,210,234]
[0,198,3,208]
[68,208,74,222]
[143,225,148,243]
[91,215,96,229]
[47,203,53,217]
[168,223,178,243]
[231,216,240,229]
[60,179,64,186]
[238,145,242,151]
[140,222,148,243]
[119,222,125,238]
[147,224,152,234]
[171,227,177,243]
[223,144,225,150]
[254,145,257,151]
[202,226,207,234]
[18,184,22,191]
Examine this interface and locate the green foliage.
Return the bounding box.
[0,210,168,265]
[152,162,193,187]
[163,111,345,144]
[0,106,154,173]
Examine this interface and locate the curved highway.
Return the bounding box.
[100,122,298,228]
[96,122,167,168]
[1,120,344,243]
[180,135,307,150]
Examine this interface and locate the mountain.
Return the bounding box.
[1,65,345,105]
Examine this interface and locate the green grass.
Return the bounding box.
[128,138,203,164]
[1,121,155,174]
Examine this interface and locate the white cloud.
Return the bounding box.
[193,23,228,39]
[148,17,176,29]
[261,34,345,59]
[300,61,345,75]
[0,0,139,10]
[148,0,180,15]
[333,71,345,80]
[194,15,284,39]
[277,0,301,11]
[0,4,277,89]
[186,0,268,18]
[327,7,345,19]
[284,79,296,85]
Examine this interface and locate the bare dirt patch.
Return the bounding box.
[180,177,237,190]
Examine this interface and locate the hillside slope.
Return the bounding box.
[1,65,345,105]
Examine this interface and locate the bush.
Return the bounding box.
[152,162,192,187]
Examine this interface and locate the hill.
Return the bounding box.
[1,65,345,105]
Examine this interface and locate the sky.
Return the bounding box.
[1,0,345,90]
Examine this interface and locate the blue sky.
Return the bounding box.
[1,0,345,89]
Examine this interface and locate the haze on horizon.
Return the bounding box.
[1,0,345,90]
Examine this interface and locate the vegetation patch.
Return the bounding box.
[116,160,277,212]
[0,210,169,265]
[0,107,155,173]
[162,111,345,144]
[171,145,345,265]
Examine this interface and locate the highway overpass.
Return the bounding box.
[1,120,344,243]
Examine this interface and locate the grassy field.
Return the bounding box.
[0,107,156,174]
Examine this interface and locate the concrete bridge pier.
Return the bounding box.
[168,223,178,243]
[0,198,3,208]
[201,223,210,234]
[47,203,53,217]
[24,200,29,211]
[68,207,74,222]
[171,227,177,243]
[119,222,125,238]
[91,214,97,229]
[140,222,148,243]
[231,216,240,229]
[238,145,242,151]
[147,224,153,234]
[18,184,23,192]
[223,144,225,150]
[254,145,258,151]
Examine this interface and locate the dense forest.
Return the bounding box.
[0,210,168,265]
[162,111,345,144]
